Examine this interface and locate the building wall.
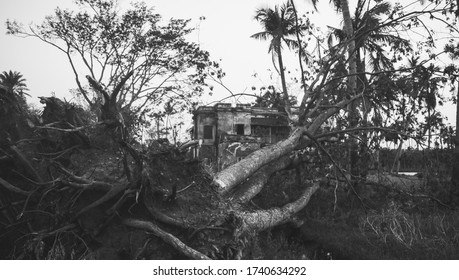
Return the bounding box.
[195,111,216,145]
[217,110,251,136]
[192,103,293,171]
[218,141,261,170]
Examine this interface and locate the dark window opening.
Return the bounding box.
[203,125,213,139]
[236,124,245,135]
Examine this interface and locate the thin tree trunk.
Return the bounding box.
[451,81,459,202]
[427,108,431,149]
[290,0,309,119]
[341,0,360,191]
[391,140,403,174]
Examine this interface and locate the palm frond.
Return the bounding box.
[283,37,299,50]
[252,1,299,54]
[251,31,271,41]
[368,1,392,17]
[0,70,28,95]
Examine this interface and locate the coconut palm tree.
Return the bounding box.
[329,1,411,74]
[251,1,299,108]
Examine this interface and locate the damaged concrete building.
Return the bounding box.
[190,103,291,170]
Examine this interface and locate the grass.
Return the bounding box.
[255,163,459,259]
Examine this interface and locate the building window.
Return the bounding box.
[203,125,213,139]
[236,124,245,135]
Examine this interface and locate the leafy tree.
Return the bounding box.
[7,0,215,137]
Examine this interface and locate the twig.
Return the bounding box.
[37,145,81,157]
[303,130,368,210]
[32,223,77,239]
[402,190,453,210]
[177,181,196,194]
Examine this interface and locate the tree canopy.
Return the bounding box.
[7,0,216,135]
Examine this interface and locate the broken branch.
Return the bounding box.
[123,218,211,260]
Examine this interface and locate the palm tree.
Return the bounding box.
[330,1,411,74]
[0,70,29,96]
[0,70,29,112]
[0,70,29,141]
[251,2,298,110]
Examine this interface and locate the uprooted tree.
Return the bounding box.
[2,0,459,259]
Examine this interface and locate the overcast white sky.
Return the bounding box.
[0,0,456,126]
[0,0,338,103]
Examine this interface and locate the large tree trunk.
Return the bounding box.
[213,127,306,194]
[229,155,294,205]
[232,181,320,234]
[213,96,356,196]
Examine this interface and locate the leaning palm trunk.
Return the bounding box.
[277,45,292,117]
[340,0,360,190]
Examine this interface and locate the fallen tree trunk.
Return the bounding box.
[229,155,294,205]
[213,127,306,195]
[232,181,320,234]
[212,97,356,197]
[123,218,211,260]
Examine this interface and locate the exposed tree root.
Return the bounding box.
[143,198,193,230]
[0,177,29,196]
[123,218,211,260]
[75,183,128,217]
